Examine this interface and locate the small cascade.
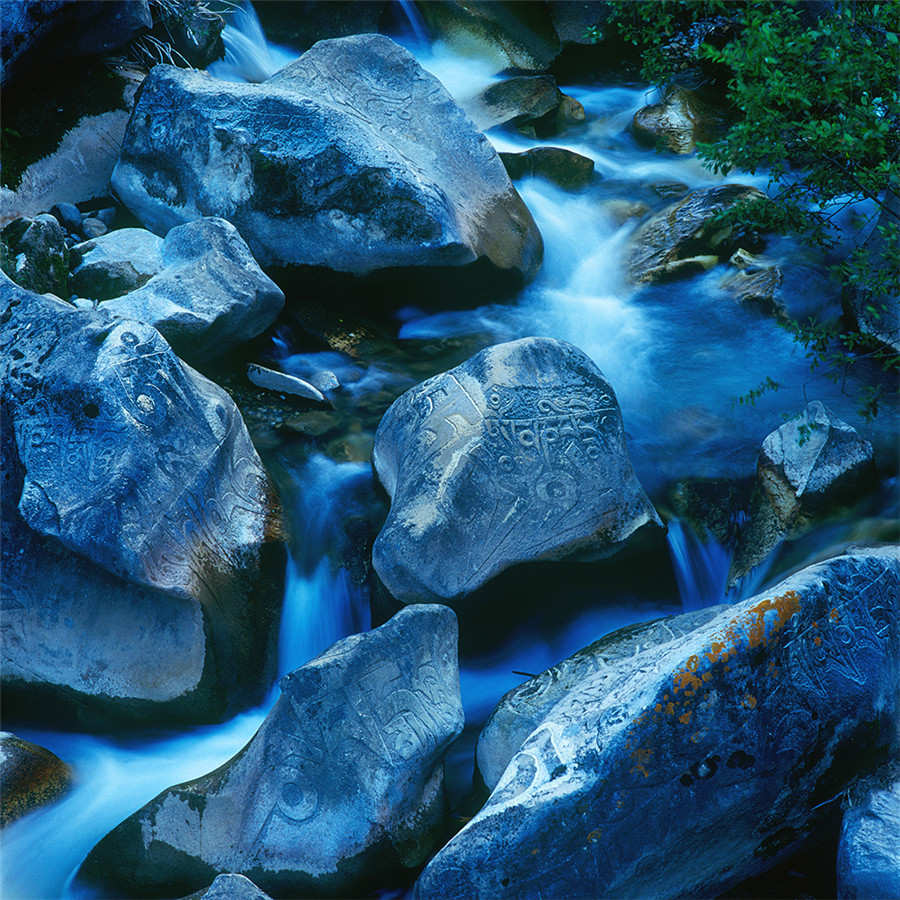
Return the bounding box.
[666,517,735,612]
[395,0,430,49]
[276,455,372,678]
[207,2,297,83]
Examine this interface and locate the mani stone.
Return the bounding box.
[111,35,542,280]
[414,547,900,900]
[0,732,72,827]
[837,777,900,899]
[1,275,284,726]
[477,605,727,791]
[626,184,765,284]
[94,218,285,366]
[79,605,465,899]
[372,337,661,605]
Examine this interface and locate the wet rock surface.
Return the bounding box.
[372,337,660,604]
[415,547,900,899]
[500,147,594,190]
[477,605,727,790]
[0,733,72,827]
[112,36,542,280]
[464,75,584,136]
[80,605,464,898]
[837,776,900,899]
[95,218,284,365]
[1,214,69,296]
[1,276,284,725]
[627,184,765,283]
[632,85,719,154]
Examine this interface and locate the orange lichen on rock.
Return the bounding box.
[679,710,693,725]
[672,590,802,697]
[743,694,757,709]
[630,747,653,778]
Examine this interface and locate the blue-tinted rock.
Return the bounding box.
[415,547,900,899]
[0,733,72,826]
[373,337,660,604]
[80,605,464,897]
[111,35,542,279]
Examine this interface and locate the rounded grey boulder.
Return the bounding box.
[372,337,661,604]
[80,605,464,898]
[112,35,542,280]
[0,733,72,827]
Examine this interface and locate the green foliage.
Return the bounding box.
[600,0,900,417]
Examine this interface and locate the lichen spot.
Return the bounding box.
[830,608,840,623]
[679,710,693,725]
[743,694,757,710]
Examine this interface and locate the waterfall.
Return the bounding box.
[208,2,297,83]
[396,0,429,48]
[666,518,734,611]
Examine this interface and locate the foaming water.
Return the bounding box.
[208,1,297,83]
[278,455,372,677]
[0,712,264,900]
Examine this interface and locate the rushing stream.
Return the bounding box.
[2,5,895,898]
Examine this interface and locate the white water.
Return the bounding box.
[5,6,894,898]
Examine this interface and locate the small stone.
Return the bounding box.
[81,217,107,238]
[247,364,326,403]
[50,202,83,233]
[94,207,117,227]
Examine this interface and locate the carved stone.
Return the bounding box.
[79,605,464,898]
[477,605,727,790]
[1,274,284,725]
[112,35,542,280]
[372,337,661,604]
[415,548,900,899]
[0,733,72,827]
[95,218,285,365]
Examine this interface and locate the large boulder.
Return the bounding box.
[627,184,765,283]
[417,1,560,72]
[372,337,661,605]
[80,218,285,365]
[0,733,72,826]
[80,605,464,898]
[477,606,727,791]
[1,276,284,726]
[112,36,542,280]
[1,214,69,296]
[415,547,900,899]
[837,776,900,899]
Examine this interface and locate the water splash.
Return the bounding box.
[208,2,297,83]
[395,0,429,49]
[666,518,735,612]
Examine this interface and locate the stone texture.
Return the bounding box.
[477,606,727,790]
[71,227,164,300]
[1,274,284,726]
[372,337,661,604]
[0,733,72,827]
[500,147,594,190]
[837,777,900,899]
[112,36,542,280]
[720,248,785,318]
[415,547,900,899]
[80,605,464,898]
[97,219,284,365]
[463,76,584,136]
[632,86,719,154]
[184,873,272,900]
[1,214,69,296]
[627,184,765,283]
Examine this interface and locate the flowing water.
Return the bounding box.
[3,5,895,897]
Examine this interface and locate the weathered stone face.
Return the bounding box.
[79,605,465,898]
[477,606,727,790]
[1,275,283,724]
[0,733,72,827]
[112,35,542,280]
[627,184,765,283]
[372,337,660,604]
[415,548,900,900]
[71,227,164,300]
[95,218,285,366]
